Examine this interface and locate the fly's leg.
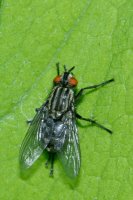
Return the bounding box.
[35,108,41,112]
[26,119,33,124]
[49,153,55,177]
[76,78,114,99]
[56,63,75,74]
[64,64,67,72]
[56,62,60,75]
[26,108,41,124]
[45,153,55,176]
[35,101,48,113]
[76,113,112,134]
[45,153,51,168]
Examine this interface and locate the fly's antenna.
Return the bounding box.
[56,62,60,75]
[64,65,67,72]
[68,66,75,73]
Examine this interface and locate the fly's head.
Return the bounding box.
[53,65,78,88]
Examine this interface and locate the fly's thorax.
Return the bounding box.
[48,86,74,116]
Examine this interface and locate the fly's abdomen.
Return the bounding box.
[48,87,74,114]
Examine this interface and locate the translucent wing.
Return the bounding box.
[57,111,81,178]
[19,106,49,169]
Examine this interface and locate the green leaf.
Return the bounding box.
[0,0,133,199]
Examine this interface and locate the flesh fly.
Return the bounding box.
[19,63,114,178]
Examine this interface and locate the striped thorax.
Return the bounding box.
[48,86,74,118]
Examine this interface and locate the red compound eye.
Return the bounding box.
[53,75,61,84]
[69,77,78,87]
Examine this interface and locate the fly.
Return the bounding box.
[19,63,114,178]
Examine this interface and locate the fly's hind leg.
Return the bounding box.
[50,153,55,177]
[45,153,55,177]
[45,153,51,168]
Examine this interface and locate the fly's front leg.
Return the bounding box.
[26,107,41,124]
[76,78,114,99]
[26,119,33,124]
[76,113,112,134]
[35,108,41,112]
[56,62,60,75]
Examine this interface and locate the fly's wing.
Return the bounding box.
[57,111,81,178]
[19,106,49,169]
